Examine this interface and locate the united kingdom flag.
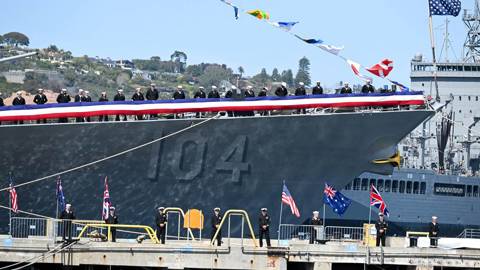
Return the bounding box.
[102,176,111,220]
[370,184,390,217]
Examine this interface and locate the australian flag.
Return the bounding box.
[323,183,351,216]
[56,177,66,213]
[429,0,461,17]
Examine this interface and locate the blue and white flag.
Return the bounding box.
[295,34,323,45]
[220,0,239,19]
[268,21,299,31]
[56,177,66,212]
[389,80,410,92]
[323,183,351,216]
[429,0,461,16]
[317,44,344,56]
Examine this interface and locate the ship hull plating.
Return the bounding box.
[0,111,433,233]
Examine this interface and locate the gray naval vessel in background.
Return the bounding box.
[339,1,480,237]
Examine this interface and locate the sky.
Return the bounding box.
[0,0,474,88]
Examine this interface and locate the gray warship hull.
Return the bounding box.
[0,110,433,234]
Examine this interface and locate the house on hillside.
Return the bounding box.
[116,60,135,70]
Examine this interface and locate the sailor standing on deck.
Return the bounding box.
[211,207,223,246]
[60,203,76,242]
[0,92,3,125]
[155,207,167,244]
[132,88,145,120]
[105,206,118,242]
[56,89,71,123]
[275,82,288,97]
[74,89,85,122]
[429,216,440,247]
[312,81,323,95]
[34,89,48,123]
[194,86,206,118]
[340,82,353,94]
[257,87,268,116]
[310,211,323,244]
[98,92,109,122]
[375,213,388,247]
[12,91,26,125]
[259,208,271,247]
[208,85,220,98]
[295,82,307,114]
[146,83,159,119]
[114,89,127,121]
[84,91,92,122]
[361,80,375,94]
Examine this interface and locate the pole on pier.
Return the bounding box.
[277,180,285,242]
[428,3,441,102]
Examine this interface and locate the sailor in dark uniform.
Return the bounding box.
[105,206,118,242]
[208,85,220,98]
[0,92,3,125]
[312,81,323,95]
[33,89,48,123]
[84,90,92,122]
[173,85,186,100]
[194,86,207,118]
[428,216,439,247]
[375,212,388,247]
[224,86,234,117]
[361,80,375,94]
[259,208,271,247]
[310,211,323,244]
[340,82,353,94]
[12,91,26,124]
[98,92,109,122]
[295,82,307,114]
[257,87,269,116]
[211,207,223,246]
[56,89,71,123]
[155,207,167,244]
[74,89,85,122]
[275,82,288,97]
[114,89,127,121]
[132,88,145,120]
[244,86,255,116]
[146,83,159,119]
[60,203,76,242]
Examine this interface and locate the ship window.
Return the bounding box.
[433,183,465,197]
[377,179,384,192]
[459,96,462,101]
[420,182,426,194]
[353,178,361,190]
[370,179,376,189]
[413,182,420,194]
[385,180,391,192]
[392,180,398,192]
[476,96,479,101]
[406,181,412,194]
[345,183,352,190]
[474,186,479,197]
[361,178,368,191]
[465,66,471,71]
[399,181,406,193]
[467,185,472,197]
[469,96,471,101]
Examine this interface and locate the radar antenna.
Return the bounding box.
[463,0,480,62]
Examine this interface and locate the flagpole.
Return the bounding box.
[322,203,326,226]
[277,180,285,242]
[428,3,440,102]
[368,185,372,224]
[56,178,59,219]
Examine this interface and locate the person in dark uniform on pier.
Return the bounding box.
[12,91,26,124]
[208,85,220,98]
[375,212,388,247]
[310,211,323,244]
[113,89,127,121]
[60,203,76,242]
[194,86,207,118]
[132,87,145,120]
[275,82,288,97]
[361,80,375,94]
[340,82,353,94]
[105,206,118,242]
[312,81,323,95]
[295,82,307,114]
[56,89,71,123]
[98,92,109,122]
[155,207,167,244]
[429,216,439,247]
[259,208,271,247]
[146,83,159,119]
[211,207,223,246]
[33,88,48,123]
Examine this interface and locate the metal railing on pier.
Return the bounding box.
[278,224,364,245]
[458,228,480,239]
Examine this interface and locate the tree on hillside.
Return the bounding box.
[23,71,48,91]
[48,44,59,52]
[295,56,311,86]
[238,66,244,79]
[170,51,187,73]
[281,69,294,87]
[271,68,281,82]
[0,35,4,44]
[252,68,270,84]
[3,32,30,46]
[150,56,161,62]
[198,65,233,86]
[186,64,203,77]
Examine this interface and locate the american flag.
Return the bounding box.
[9,175,18,213]
[102,176,111,220]
[429,0,461,17]
[281,184,300,218]
[370,184,390,217]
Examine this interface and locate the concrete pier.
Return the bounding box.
[0,237,480,269]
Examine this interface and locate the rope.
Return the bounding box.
[5,241,77,270]
[0,114,221,192]
[0,243,64,270]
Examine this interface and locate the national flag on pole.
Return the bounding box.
[294,34,324,45]
[102,176,111,220]
[56,177,66,212]
[370,184,390,217]
[220,0,239,19]
[281,184,300,218]
[268,21,299,32]
[317,44,344,56]
[247,9,270,20]
[389,80,410,92]
[323,183,351,215]
[367,59,394,78]
[347,59,373,82]
[9,175,18,213]
[429,0,461,16]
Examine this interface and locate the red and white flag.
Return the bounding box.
[347,59,373,82]
[102,176,111,220]
[367,59,394,78]
[9,175,18,213]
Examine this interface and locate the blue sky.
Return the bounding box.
[0,0,473,88]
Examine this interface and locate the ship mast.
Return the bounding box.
[463,0,480,62]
